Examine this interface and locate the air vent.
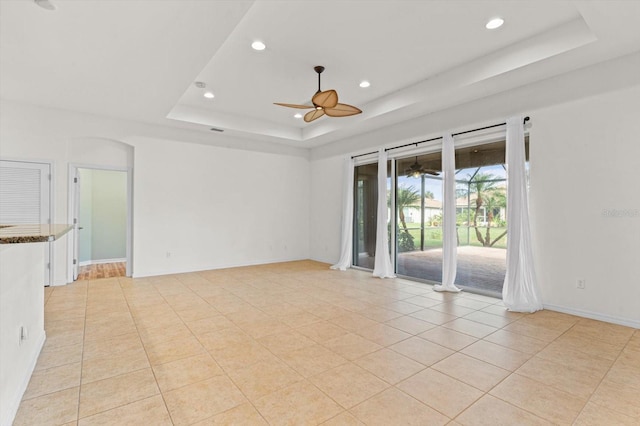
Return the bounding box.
[210,127,224,133]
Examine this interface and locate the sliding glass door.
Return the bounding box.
[353,163,378,269]
[352,138,527,296]
[353,159,393,270]
[395,153,444,282]
[392,145,509,293]
[454,141,508,293]
[454,139,529,294]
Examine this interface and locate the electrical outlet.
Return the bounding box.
[577,279,586,289]
[19,326,28,344]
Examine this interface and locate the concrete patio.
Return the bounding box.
[397,246,506,295]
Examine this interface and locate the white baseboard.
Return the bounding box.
[131,256,309,279]
[544,303,640,329]
[79,258,126,267]
[50,279,68,287]
[1,331,46,426]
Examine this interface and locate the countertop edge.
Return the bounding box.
[0,224,73,244]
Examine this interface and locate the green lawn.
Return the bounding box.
[400,224,507,250]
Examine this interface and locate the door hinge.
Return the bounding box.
[46,263,51,269]
[73,259,77,265]
[73,218,77,224]
[48,174,52,181]
[74,177,78,183]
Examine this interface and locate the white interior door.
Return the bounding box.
[0,160,52,286]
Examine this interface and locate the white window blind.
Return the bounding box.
[0,160,50,224]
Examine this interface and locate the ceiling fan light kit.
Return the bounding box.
[405,156,440,177]
[275,65,362,123]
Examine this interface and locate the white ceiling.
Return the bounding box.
[1,0,639,148]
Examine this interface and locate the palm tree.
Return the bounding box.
[394,186,420,252]
[482,190,507,246]
[396,186,420,232]
[466,172,505,246]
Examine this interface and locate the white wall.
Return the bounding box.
[78,169,127,263]
[0,101,310,281]
[310,156,344,264]
[309,86,640,327]
[528,86,640,326]
[91,169,127,260]
[130,136,310,276]
[78,169,93,262]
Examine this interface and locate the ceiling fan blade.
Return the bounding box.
[274,102,314,109]
[312,90,338,108]
[324,103,362,117]
[304,108,325,123]
[424,170,441,176]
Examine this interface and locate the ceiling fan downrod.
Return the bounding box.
[314,65,325,93]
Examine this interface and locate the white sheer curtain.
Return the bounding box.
[330,156,354,271]
[373,149,395,278]
[503,115,543,312]
[434,134,461,292]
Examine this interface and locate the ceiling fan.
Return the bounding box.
[274,65,362,123]
[405,156,440,177]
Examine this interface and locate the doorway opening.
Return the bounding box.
[69,166,132,280]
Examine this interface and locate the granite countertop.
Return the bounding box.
[0,224,73,244]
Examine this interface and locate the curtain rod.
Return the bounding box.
[351,116,530,159]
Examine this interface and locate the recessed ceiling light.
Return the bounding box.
[294,113,302,119]
[359,81,371,88]
[251,41,266,51]
[34,0,56,10]
[486,17,504,29]
[194,81,206,89]
[203,92,215,99]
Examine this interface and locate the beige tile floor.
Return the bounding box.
[14,260,640,425]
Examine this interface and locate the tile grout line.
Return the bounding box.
[171,273,273,426]
[122,275,183,425]
[460,315,609,424]
[568,320,635,423]
[73,278,166,423]
[75,279,89,424]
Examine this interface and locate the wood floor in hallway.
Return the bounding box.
[77,262,126,280]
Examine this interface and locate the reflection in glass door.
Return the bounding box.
[353,163,378,269]
[395,152,444,282]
